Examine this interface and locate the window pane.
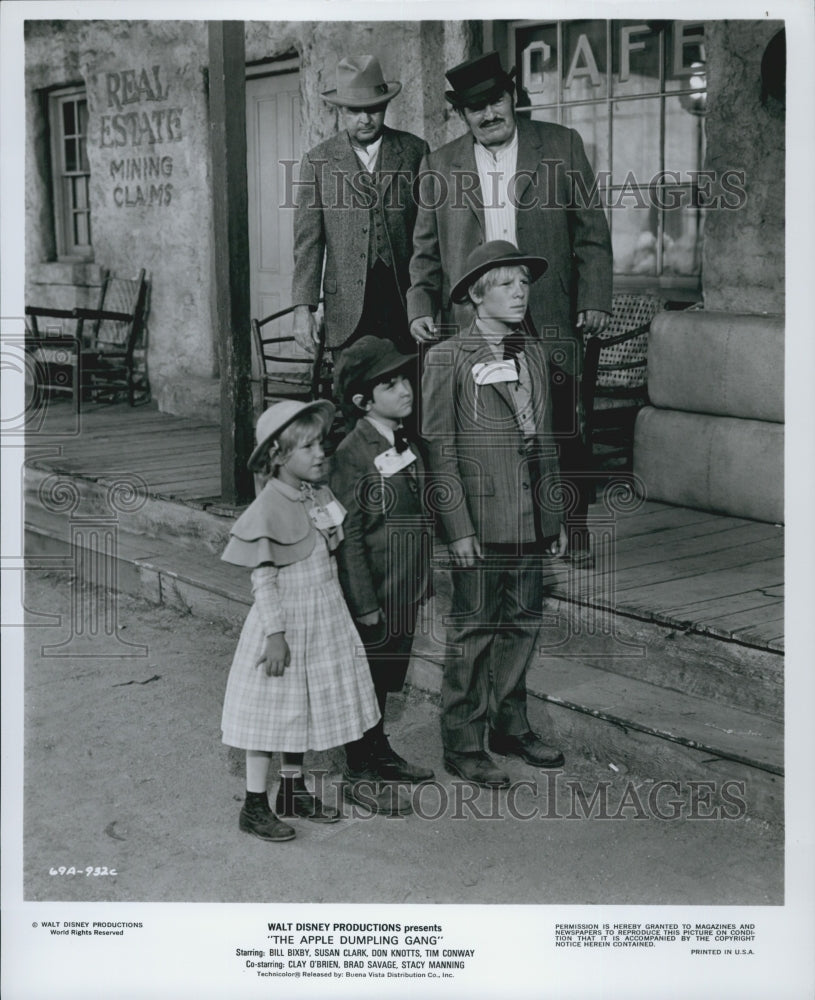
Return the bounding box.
[611,205,659,275]
[562,20,608,102]
[665,22,705,92]
[516,23,559,109]
[74,210,90,248]
[611,21,661,97]
[665,95,706,176]
[527,106,563,126]
[562,103,609,179]
[662,197,703,275]
[62,99,76,135]
[73,175,89,210]
[611,98,660,186]
[64,137,78,172]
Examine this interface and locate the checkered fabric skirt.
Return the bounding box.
[221,537,380,752]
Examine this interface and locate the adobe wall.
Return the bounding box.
[25,19,477,418]
[702,21,785,315]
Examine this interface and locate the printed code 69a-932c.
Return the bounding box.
[49,866,118,876]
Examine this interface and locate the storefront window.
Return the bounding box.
[49,87,92,259]
[511,20,706,285]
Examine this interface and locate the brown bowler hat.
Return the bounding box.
[321,55,402,108]
[451,241,548,304]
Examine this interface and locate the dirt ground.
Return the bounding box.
[19,568,782,905]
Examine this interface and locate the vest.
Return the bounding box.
[365,147,392,269]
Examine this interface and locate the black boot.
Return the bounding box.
[343,734,413,816]
[239,791,296,842]
[275,775,341,824]
[368,729,435,783]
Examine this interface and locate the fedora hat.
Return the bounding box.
[445,51,516,108]
[248,399,335,472]
[321,55,402,108]
[334,336,416,402]
[450,240,548,304]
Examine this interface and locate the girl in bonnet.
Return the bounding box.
[220,400,379,842]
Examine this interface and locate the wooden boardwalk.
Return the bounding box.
[25,399,784,653]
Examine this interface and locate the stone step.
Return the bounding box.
[409,651,782,827]
[538,596,781,721]
[25,463,235,555]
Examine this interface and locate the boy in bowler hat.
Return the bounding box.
[330,336,435,801]
[421,241,567,788]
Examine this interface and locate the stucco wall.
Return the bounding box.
[25,19,479,418]
[26,20,217,403]
[703,21,785,314]
[244,20,478,152]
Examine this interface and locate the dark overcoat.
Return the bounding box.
[329,418,431,635]
[407,117,613,374]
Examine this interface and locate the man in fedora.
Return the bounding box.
[292,55,428,357]
[421,240,567,787]
[408,51,612,565]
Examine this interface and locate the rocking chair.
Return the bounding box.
[26,268,149,410]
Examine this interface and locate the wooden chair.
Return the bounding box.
[582,293,665,471]
[26,268,149,409]
[251,304,333,409]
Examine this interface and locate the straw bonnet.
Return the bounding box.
[248,399,335,471]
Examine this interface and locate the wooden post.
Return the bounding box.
[208,21,254,505]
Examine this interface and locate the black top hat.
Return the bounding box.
[334,336,416,402]
[445,51,516,108]
[451,241,548,304]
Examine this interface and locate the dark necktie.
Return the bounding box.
[502,330,525,374]
[393,426,410,454]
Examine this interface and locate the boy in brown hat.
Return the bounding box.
[421,241,567,788]
[330,336,435,800]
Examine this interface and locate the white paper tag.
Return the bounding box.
[472,360,519,385]
[373,446,417,477]
[308,499,345,529]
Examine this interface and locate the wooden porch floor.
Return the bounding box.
[25,399,784,653]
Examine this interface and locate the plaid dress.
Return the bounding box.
[221,532,380,752]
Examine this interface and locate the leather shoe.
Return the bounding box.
[239,801,296,842]
[275,776,341,824]
[369,734,435,783]
[488,731,565,768]
[443,750,510,788]
[343,766,413,816]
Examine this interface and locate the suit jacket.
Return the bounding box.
[292,126,430,348]
[329,418,431,633]
[407,117,613,374]
[421,320,564,545]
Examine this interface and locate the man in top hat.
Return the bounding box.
[421,240,567,787]
[292,55,428,357]
[407,51,613,564]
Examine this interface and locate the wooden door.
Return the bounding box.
[246,70,301,330]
